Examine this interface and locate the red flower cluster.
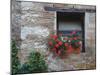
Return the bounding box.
[48,34,68,57]
[48,31,81,58]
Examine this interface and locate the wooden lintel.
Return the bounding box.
[44,6,96,12]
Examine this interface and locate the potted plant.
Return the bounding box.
[48,31,82,58]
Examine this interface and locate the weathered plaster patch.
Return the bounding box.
[21,26,49,40]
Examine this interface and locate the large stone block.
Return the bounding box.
[85,12,96,53]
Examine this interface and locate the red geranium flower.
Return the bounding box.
[53,35,58,40]
[56,39,59,43]
[55,44,59,48]
[65,43,68,47]
[73,37,77,40]
[48,41,53,46]
[58,41,63,46]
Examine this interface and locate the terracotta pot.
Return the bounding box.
[74,48,80,54]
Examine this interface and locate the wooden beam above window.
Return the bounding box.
[44,6,96,12]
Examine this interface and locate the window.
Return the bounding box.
[57,12,85,52]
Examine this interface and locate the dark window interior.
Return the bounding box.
[57,12,85,52]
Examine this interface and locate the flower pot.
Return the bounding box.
[74,48,80,54]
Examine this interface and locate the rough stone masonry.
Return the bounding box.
[11,0,96,71]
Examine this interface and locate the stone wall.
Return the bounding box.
[11,0,96,71]
[11,0,21,47]
[20,2,55,63]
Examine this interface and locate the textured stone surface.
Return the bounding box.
[45,51,96,71]
[21,2,53,11]
[74,5,96,10]
[11,0,96,72]
[11,0,21,47]
[85,12,96,57]
[21,26,49,40]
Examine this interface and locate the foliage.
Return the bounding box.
[11,40,20,75]
[67,31,82,49]
[48,31,82,57]
[18,63,30,74]
[19,52,48,74]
